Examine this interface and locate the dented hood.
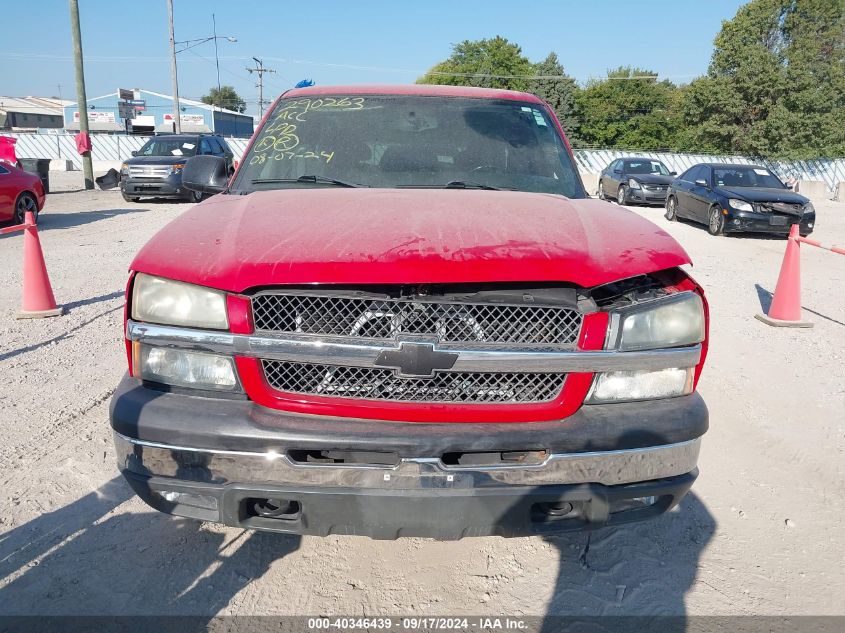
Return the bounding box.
[131,188,691,291]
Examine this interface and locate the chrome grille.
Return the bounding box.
[262,360,566,403]
[252,294,582,346]
[128,165,171,178]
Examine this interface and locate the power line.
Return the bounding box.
[1,100,275,111]
[0,50,700,83]
[185,48,252,85]
[245,57,276,118]
[255,55,695,82]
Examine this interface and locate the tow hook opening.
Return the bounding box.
[609,495,659,514]
[531,501,580,522]
[287,449,400,467]
[441,450,547,467]
[244,497,301,521]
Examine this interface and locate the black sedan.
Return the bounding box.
[598,157,677,206]
[665,163,815,236]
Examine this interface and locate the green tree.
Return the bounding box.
[574,67,682,150]
[201,85,247,113]
[679,0,845,158]
[416,36,535,91]
[531,52,582,143]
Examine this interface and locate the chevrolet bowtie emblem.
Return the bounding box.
[373,342,459,378]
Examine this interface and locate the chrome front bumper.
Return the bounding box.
[114,432,700,489]
[111,371,706,538]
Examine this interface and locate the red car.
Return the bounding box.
[0,161,46,225]
[111,85,709,540]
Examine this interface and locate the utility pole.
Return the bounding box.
[167,0,181,133]
[68,0,93,189]
[212,13,221,111]
[246,57,276,118]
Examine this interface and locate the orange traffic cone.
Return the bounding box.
[755,224,812,328]
[17,211,63,319]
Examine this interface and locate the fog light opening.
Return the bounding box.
[155,489,218,511]
[610,495,658,514]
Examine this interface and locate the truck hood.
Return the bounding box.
[131,188,691,291]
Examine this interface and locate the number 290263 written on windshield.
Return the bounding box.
[249,97,370,165]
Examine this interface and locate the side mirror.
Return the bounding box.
[182,155,229,194]
[786,183,794,190]
[695,179,708,187]
[130,151,138,157]
[670,171,677,176]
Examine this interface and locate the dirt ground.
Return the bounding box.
[1,171,843,619]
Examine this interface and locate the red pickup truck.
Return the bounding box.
[110,85,708,540]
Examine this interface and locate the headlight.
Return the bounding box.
[612,292,705,351]
[588,367,694,403]
[803,202,815,214]
[132,273,228,329]
[628,179,641,189]
[120,163,129,174]
[728,198,753,212]
[171,163,186,174]
[134,343,239,391]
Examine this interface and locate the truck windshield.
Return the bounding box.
[233,95,585,197]
[137,138,198,157]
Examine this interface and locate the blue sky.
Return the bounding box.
[1,0,746,116]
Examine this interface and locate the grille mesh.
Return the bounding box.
[262,360,566,404]
[252,294,582,346]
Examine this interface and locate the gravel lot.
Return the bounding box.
[1,171,843,618]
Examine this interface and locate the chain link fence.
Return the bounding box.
[5,132,844,195]
[572,149,845,195]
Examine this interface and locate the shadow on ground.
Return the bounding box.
[60,290,124,312]
[537,493,714,630]
[44,189,88,195]
[0,208,153,237]
[36,208,151,231]
[0,473,713,627]
[755,283,845,326]
[0,476,302,617]
[0,302,123,362]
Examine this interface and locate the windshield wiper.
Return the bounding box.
[251,175,361,188]
[397,181,509,191]
[444,180,503,191]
